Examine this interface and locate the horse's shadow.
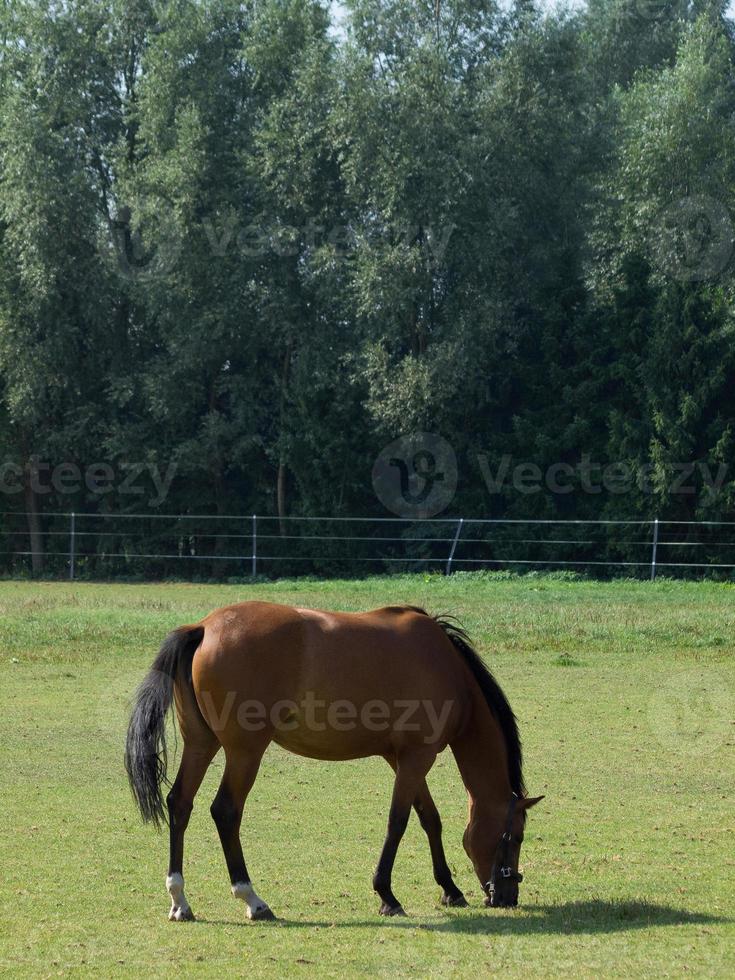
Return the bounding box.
[202,899,728,935]
[397,899,726,936]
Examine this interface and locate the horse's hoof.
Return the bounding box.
[379,902,406,917]
[169,906,195,922]
[441,892,468,908]
[249,905,276,921]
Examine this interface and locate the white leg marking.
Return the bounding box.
[167,872,194,921]
[232,880,272,920]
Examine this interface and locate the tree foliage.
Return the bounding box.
[1,0,734,575]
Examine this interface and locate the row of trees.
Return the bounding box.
[1,0,734,576]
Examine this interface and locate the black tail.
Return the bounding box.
[433,614,525,797]
[124,624,204,826]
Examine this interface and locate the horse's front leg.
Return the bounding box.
[373,749,436,916]
[413,781,468,907]
[382,755,466,908]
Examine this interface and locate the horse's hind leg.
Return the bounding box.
[166,740,218,921]
[210,745,274,921]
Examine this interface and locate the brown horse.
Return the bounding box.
[125,601,542,921]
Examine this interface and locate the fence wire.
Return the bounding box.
[1,512,735,580]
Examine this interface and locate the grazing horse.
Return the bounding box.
[125,602,542,921]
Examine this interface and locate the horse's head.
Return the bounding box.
[463,793,544,907]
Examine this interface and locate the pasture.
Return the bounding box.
[0,574,733,978]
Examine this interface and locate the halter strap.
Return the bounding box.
[484,792,524,894]
[502,791,518,840]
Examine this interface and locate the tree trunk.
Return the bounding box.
[211,459,227,579]
[277,461,287,537]
[24,458,44,575]
[277,343,292,537]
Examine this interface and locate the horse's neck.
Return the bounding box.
[451,686,512,821]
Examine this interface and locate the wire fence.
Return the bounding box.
[2,511,735,581]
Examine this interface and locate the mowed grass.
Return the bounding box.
[0,573,733,979]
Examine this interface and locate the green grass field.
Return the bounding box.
[0,573,733,978]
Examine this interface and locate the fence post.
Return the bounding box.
[69,512,76,581]
[445,518,464,576]
[650,518,659,581]
[251,514,257,578]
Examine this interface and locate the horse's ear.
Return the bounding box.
[520,795,545,810]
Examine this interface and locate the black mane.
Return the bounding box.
[429,612,526,797]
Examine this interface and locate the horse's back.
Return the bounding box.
[189,601,470,759]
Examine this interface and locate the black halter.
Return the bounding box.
[485,792,524,897]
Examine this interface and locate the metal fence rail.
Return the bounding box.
[2,511,735,580]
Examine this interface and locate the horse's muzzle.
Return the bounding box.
[485,893,519,908]
[484,870,522,908]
